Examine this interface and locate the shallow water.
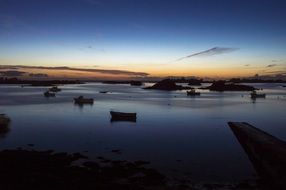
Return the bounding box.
[0,82,286,183]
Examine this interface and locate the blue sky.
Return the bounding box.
[0,0,286,78]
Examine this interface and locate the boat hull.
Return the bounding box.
[251,94,266,99]
[187,91,200,96]
[110,111,136,122]
[74,98,94,104]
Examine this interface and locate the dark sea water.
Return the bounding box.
[0,82,285,183]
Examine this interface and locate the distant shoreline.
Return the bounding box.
[0,78,83,86]
[0,77,286,86]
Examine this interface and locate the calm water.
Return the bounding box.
[0,82,286,183]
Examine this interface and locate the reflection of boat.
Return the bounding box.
[0,114,10,126]
[49,86,61,92]
[250,91,266,99]
[187,89,200,96]
[44,91,56,97]
[74,96,94,104]
[110,111,136,122]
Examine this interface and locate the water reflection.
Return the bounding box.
[0,82,285,183]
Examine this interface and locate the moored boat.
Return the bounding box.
[44,91,56,97]
[187,89,200,96]
[250,91,266,99]
[110,111,136,122]
[49,86,61,92]
[74,96,94,104]
[0,114,10,126]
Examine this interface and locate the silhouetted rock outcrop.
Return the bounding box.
[144,79,193,91]
[188,79,202,86]
[130,81,143,86]
[0,149,166,190]
[203,81,256,91]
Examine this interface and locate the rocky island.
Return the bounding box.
[144,79,193,91]
[203,81,256,91]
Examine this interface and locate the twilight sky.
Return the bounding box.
[0,0,286,79]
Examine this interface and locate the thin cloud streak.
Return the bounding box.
[266,64,277,68]
[175,47,239,62]
[0,65,149,77]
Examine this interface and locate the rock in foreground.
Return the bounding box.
[0,149,166,190]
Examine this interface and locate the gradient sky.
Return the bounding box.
[0,0,286,79]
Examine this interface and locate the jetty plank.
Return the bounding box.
[228,122,286,189]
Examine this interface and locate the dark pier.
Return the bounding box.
[228,122,286,189]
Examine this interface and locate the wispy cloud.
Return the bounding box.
[0,65,149,77]
[175,47,239,62]
[266,64,277,68]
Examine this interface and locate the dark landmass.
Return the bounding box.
[229,78,286,83]
[0,148,259,190]
[144,79,193,91]
[0,77,83,86]
[130,81,143,86]
[102,81,132,84]
[168,77,203,86]
[188,79,202,86]
[101,80,144,86]
[202,81,256,91]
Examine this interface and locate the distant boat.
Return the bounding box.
[0,114,10,126]
[250,91,266,99]
[99,91,109,94]
[187,89,201,96]
[110,111,136,122]
[74,96,94,104]
[49,86,61,92]
[44,91,56,97]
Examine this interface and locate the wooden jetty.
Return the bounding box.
[228,122,286,189]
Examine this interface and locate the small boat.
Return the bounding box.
[110,111,136,122]
[250,91,266,99]
[74,96,94,104]
[187,89,200,96]
[49,86,61,92]
[99,91,109,94]
[44,91,56,97]
[0,114,10,126]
